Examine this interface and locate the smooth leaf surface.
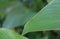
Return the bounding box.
[22,0,60,35]
[0,28,28,39]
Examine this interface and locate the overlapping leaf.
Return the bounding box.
[22,0,60,35]
[0,28,28,39]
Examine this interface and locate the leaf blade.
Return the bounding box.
[22,0,60,35]
[0,28,28,39]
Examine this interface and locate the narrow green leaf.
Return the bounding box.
[0,28,28,39]
[22,0,60,35]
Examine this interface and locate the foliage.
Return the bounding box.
[0,0,60,39]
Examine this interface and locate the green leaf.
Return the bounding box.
[22,0,60,35]
[0,28,28,39]
[3,9,36,29]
